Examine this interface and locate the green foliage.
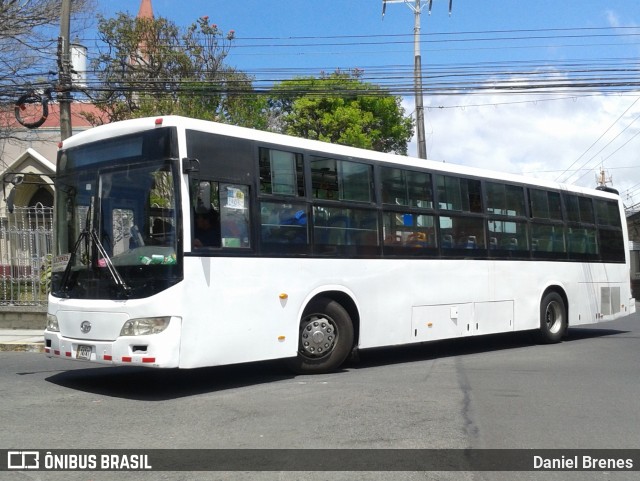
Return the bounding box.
[90,13,263,127]
[91,16,412,150]
[39,254,52,294]
[270,71,414,154]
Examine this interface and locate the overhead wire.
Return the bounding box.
[570,123,640,186]
[555,97,640,184]
[6,25,640,98]
[4,24,640,189]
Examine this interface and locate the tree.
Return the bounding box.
[90,13,267,127]
[0,0,94,139]
[270,71,414,154]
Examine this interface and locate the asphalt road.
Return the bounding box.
[1,310,639,481]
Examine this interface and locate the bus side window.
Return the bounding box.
[191,180,221,249]
[220,184,251,248]
[190,181,252,249]
[261,201,308,246]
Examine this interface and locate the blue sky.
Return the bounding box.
[95,0,639,74]
[89,1,640,204]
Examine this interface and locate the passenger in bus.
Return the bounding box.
[151,219,174,246]
[193,210,221,248]
[280,208,307,243]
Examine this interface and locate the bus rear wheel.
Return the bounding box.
[538,291,567,344]
[287,297,354,374]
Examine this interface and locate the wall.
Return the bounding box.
[0,305,46,329]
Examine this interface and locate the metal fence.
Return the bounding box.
[0,205,53,306]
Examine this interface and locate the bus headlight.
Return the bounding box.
[46,314,59,332]
[120,317,171,336]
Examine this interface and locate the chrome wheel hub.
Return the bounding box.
[545,300,563,334]
[300,315,337,358]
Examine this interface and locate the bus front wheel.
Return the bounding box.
[288,297,354,374]
[538,291,567,344]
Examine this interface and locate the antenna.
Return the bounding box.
[595,166,619,194]
[596,167,613,189]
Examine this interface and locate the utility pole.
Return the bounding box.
[413,0,427,159]
[382,0,452,159]
[58,0,72,141]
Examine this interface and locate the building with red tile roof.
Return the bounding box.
[1,0,152,213]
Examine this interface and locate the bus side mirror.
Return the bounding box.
[182,157,200,174]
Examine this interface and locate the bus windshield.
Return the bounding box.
[51,130,182,300]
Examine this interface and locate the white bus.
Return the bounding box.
[45,116,635,373]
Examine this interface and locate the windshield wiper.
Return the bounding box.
[59,197,131,298]
[90,228,131,297]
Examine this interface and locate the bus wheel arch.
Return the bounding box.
[537,287,569,344]
[287,291,359,374]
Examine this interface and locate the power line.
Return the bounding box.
[6,21,640,185]
[570,126,640,186]
[556,97,640,184]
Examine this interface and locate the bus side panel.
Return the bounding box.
[177,256,635,369]
[179,257,306,369]
[178,257,425,367]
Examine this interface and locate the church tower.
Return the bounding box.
[132,0,154,66]
[137,0,154,19]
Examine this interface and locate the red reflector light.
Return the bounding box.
[65,352,71,357]
[142,357,156,363]
[155,118,163,125]
[122,356,132,362]
[44,347,50,353]
[54,350,60,356]
[104,355,112,361]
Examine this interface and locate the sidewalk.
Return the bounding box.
[0,329,45,352]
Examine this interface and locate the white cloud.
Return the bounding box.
[606,10,623,28]
[403,90,640,204]
[605,9,638,29]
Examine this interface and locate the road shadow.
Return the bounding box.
[347,326,630,370]
[46,325,629,401]
[46,359,295,401]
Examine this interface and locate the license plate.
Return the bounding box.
[76,345,92,360]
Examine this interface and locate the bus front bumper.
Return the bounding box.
[44,317,181,368]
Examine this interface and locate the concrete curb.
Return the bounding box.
[0,342,45,353]
[0,330,46,353]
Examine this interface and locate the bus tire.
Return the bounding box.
[287,297,354,374]
[538,291,567,344]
